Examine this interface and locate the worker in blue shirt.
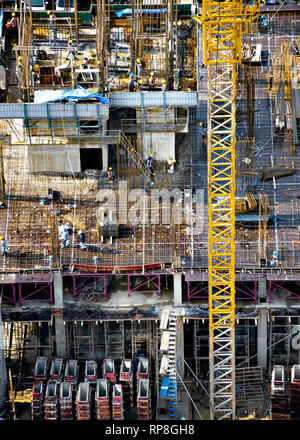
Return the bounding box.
[0,236,7,256]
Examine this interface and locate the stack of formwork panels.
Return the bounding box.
[119,359,133,408]
[290,364,300,417]
[95,379,110,420]
[44,380,59,420]
[137,379,151,420]
[34,357,48,383]
[59,382,74,420]
[271,365,290,420]
[31,382,44,420]
[103,359,116,383]
[112,384,124,420]
[50,359,63,382]
[76,382,91,420]
[85,360,97,383]
[64,359,79,389]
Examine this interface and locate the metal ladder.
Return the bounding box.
[167,314,177,417]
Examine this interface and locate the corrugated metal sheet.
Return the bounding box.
[0,103,109,119]
[109,91,198,107]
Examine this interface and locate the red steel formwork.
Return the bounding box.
[76,382,91,420]
[31,381,44,420]
[271,365,290,420]
[34,357,48,383]
[119,359,133,409]
[96,379,110,420]
[137,378,151,420]
[103,358,116,383]
[84,360,97,383]
[112,384,124,420]
[44,380,58,420]
[59,382,74,420]
[50,358,63,382]
[290,364,300,417]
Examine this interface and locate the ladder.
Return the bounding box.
[120,132,151,177]
[167,314,177,417]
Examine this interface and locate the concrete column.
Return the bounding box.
[258,278,267,302]
[173,272,182,306]
[257,308,268,368]
[176,315,184,379]
[102,145,108,172]
[52,272,66,358]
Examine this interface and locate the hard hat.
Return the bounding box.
[130,73,135,78]
[199,121,202,126]
[138,79,143,84]
[18,56,22,60]
[137,58,141,63]
[150,72,155,76]
[162,79,166,83]
[109,167,112,170]
[131,148,134,151]
[33,64,39,72]
[0,236,3,240]
[47,10,51,14]
[149,154,153,157]
[18,61,22,66]
[69,39,73,43]
[12,12,16,17]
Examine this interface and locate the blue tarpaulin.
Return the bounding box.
[0,9,3,39]
[115,8,167,18]
[34,85,109,104]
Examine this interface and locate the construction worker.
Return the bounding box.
[149,72,156,91]
[0,236,7,256]
[6,12,17,29]
[136,79,143,91]
[16,58,22,83]
[129,73,135,92]
[106,167,114,181]
[65,38,78,61]
[130,147,135,168]
[33,63,40,84]
[161,79,167,92]
[147,153,155,175]
[61,225,70,249]
[48,10,56,42]
[78,230,87,249]
[140,54,146,69]
[136,58,142,77]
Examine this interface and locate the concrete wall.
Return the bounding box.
[28,144,81,173]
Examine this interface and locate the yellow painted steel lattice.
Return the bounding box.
[194,0,259,420]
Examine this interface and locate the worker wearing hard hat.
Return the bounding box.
[47,10,56,42]
[6,12,17,29]
[129,73,135,92]
[161,79,167,92]
[32,64,40,84]
[136,58,142,77]
[149,72,156,91]
[0,236,7,256]
[107,167,114,181]
[65,38,78,61]
[146,153,155,175]
[136,79,143,91]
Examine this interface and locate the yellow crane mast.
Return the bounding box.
[194,0,260,419]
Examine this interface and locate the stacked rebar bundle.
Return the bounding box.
[137,378,151,420]
[76,382,91,420]
[271,365,290,420]
[112,384,124,420]
[119,359,133,408]
[59,382,74,420]
[95,379,110,420]
[31,382,44,420]
[44,380,59,420]
[290,364,300,417]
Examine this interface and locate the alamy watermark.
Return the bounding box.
[95,181,204,234]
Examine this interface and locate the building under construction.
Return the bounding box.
[1,0,300,422]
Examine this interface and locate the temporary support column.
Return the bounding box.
[173,273,182,306]
[176,314,184,379]
[52,272,66,359]
[0,305,7,418]
[258,278,267,303]
[257,308,268,369]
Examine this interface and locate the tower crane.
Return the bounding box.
[194,0,260,419]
